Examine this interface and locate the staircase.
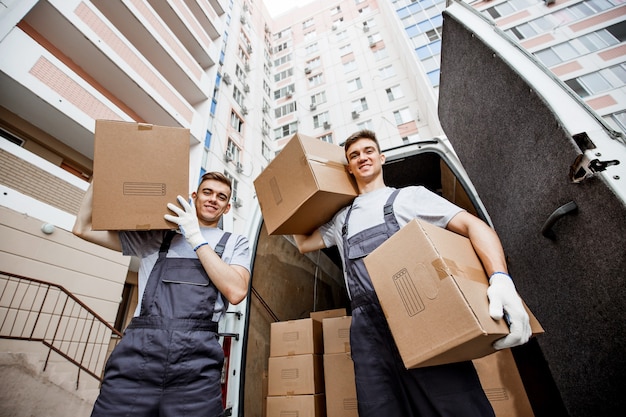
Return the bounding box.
[0,272,122,417]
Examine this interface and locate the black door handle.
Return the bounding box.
[541,201,578,240]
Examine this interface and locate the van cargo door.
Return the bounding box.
[439,3,626,417]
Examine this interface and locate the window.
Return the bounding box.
[356,119,374,130]
[373,47,389,61]
[393,107,413,125]
[507,0,623,41]
[274,40,292,53]
[367,33,383,45]
[304,31,317,42]
[303,18,314,29]
[274,84,295,100]
[224,173,239,204]
[313,112,330,128]
[308,73,324,87]
[339,44,353,56]
[273,53,293,67]
[352,97,368,113]
[275,122,298,139]
[230,111,243,133]
[535,26,622,67]
[347,77,363,93]
[306,43,319,54]
[306,57,322,70]
[330,5,341,15]
[610,110,626,133]
[336,29,349,41]
[386,85,404,101]
[274,68,294,82]
[311,91,327,106]
[319,133,333,143]
[275,101,298,118]
[226,139,240,163]
[233,86,244,107]
[343,59,357,73]
[262,141,272,161]
[379,65,396,79]
[565,64,626,97]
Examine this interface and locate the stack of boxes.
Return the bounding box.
[267,309,354,417]
[267,317,326,417]
[321,315,357,417]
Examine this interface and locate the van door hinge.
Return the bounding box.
[569,154,620,183]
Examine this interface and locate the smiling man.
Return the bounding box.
[73,171,251,417]
[294,130,530,417]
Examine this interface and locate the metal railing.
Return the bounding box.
[0,271,122,388]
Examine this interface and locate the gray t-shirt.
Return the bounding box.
[319,186,463,297]
[120,228,251,321]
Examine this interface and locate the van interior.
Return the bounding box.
[242,149,478,415]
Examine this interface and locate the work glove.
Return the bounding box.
[487,272,531,350]
[164,195,207,251]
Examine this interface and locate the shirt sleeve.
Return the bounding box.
[229,234,252,272]
[394,186,465,228]
[119,230,166,257]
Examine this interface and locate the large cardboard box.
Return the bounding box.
[364,219,543,368]
[270,318,323,357]
[323,353,358,417]
[268,354,325,396]
[266,394,326,417]
[92,120,190,230]
[310,308,347,323]
[473,349,535,417]
[322,316,351,354]
[253,133,358,235]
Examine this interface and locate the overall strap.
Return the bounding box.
[214,232,231,258]
[159,230,177,254]
[342,188,401,237]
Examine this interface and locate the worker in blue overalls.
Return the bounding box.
[73,171,251,417]
[294,130,531,417]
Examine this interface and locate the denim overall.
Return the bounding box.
[91,231,231,417]
[343,189,494,417]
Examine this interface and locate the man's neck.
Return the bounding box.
[358,177,386,194]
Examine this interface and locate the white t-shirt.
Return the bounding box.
[319,186,463,296]
[120,228,251,320]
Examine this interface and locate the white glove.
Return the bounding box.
[487,272,531,350]
[164,195,207,251]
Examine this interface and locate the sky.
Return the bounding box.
[263,0,316,17]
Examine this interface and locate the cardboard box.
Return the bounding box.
[266,394,326,417]
[363,219,543,368]
[323,353,358,417]
[268,354,325,396]
[92,120,190,230]
[270,318,323,357]
[310,308,347,323]
[322,316,351,354]
[473,349,535,417]
[254,133,358,235]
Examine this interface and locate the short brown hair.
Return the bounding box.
[344,129,381,156]
[198,171,232,195]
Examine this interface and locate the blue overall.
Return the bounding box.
[91,231,231,417]
[343,190,494,417]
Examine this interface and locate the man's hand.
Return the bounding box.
[164,195,207,251]
[487,273,531,350]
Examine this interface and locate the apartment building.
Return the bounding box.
[391,0,626,132]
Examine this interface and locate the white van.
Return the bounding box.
[220,2,626,417]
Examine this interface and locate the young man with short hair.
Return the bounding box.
[73,171,251,417]
[294,130,530,417]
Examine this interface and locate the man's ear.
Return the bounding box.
[380,153,386,164]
